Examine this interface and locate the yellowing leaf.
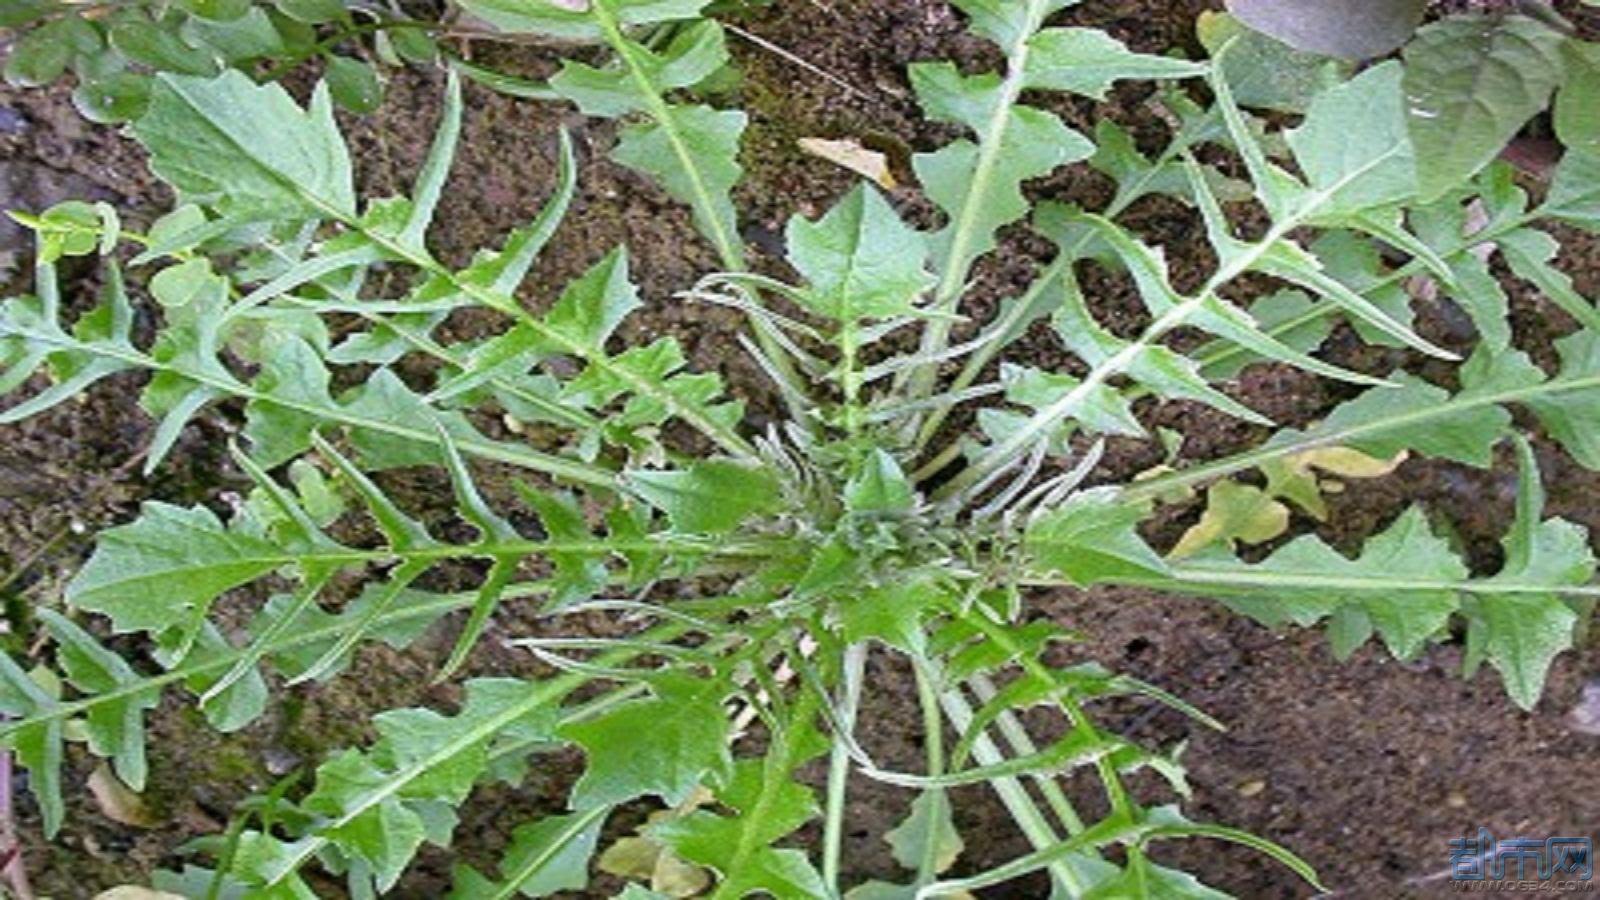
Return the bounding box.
[1261,446,1407,519]
[1298,447,1406,479]
[599,835,661,880]
[1171,482,1290,559]
[598,814,713,898]
[798,137,896,189]
[1132,465,1197,505]
[652,848,712,897]
[88,762,157,828]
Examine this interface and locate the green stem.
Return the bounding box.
[902,0,1055,403]
[43,206,601,434]
[1,322,622,487]
[715,689,825,900]
[910,136,1194,453]
[934,142,1419,503]
[1093,565,1600,599]
[839,320,865,437]
[491,805,612,900]
[1,581,537,743]
[590,2,743,270]
[351,216,761,461]
[99,75,762,460]
[910,655,950,886]
[937,684,1087,896]
[962,610,1135,821]
[265,619,693,885]
[1118,364,1600,508]
[821,642,865,895]
[914,149,1538,494]
[968,673,1086,836]
[1185,210,1535,379]
[587,0,807,408]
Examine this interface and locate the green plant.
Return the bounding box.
[2,0,442,120]
[2,0,1599,896]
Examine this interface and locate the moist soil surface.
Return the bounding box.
[3,0,1600,897]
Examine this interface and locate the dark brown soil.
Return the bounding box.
[2,1,1600,897]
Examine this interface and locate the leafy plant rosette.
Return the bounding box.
[2,0,1599,896]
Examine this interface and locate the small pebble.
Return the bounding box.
[1237,778,1266,798]
[263,746,303,776]
[1446,790,1468,808]
[0,107,25,135]
[1565,680,1600,736]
